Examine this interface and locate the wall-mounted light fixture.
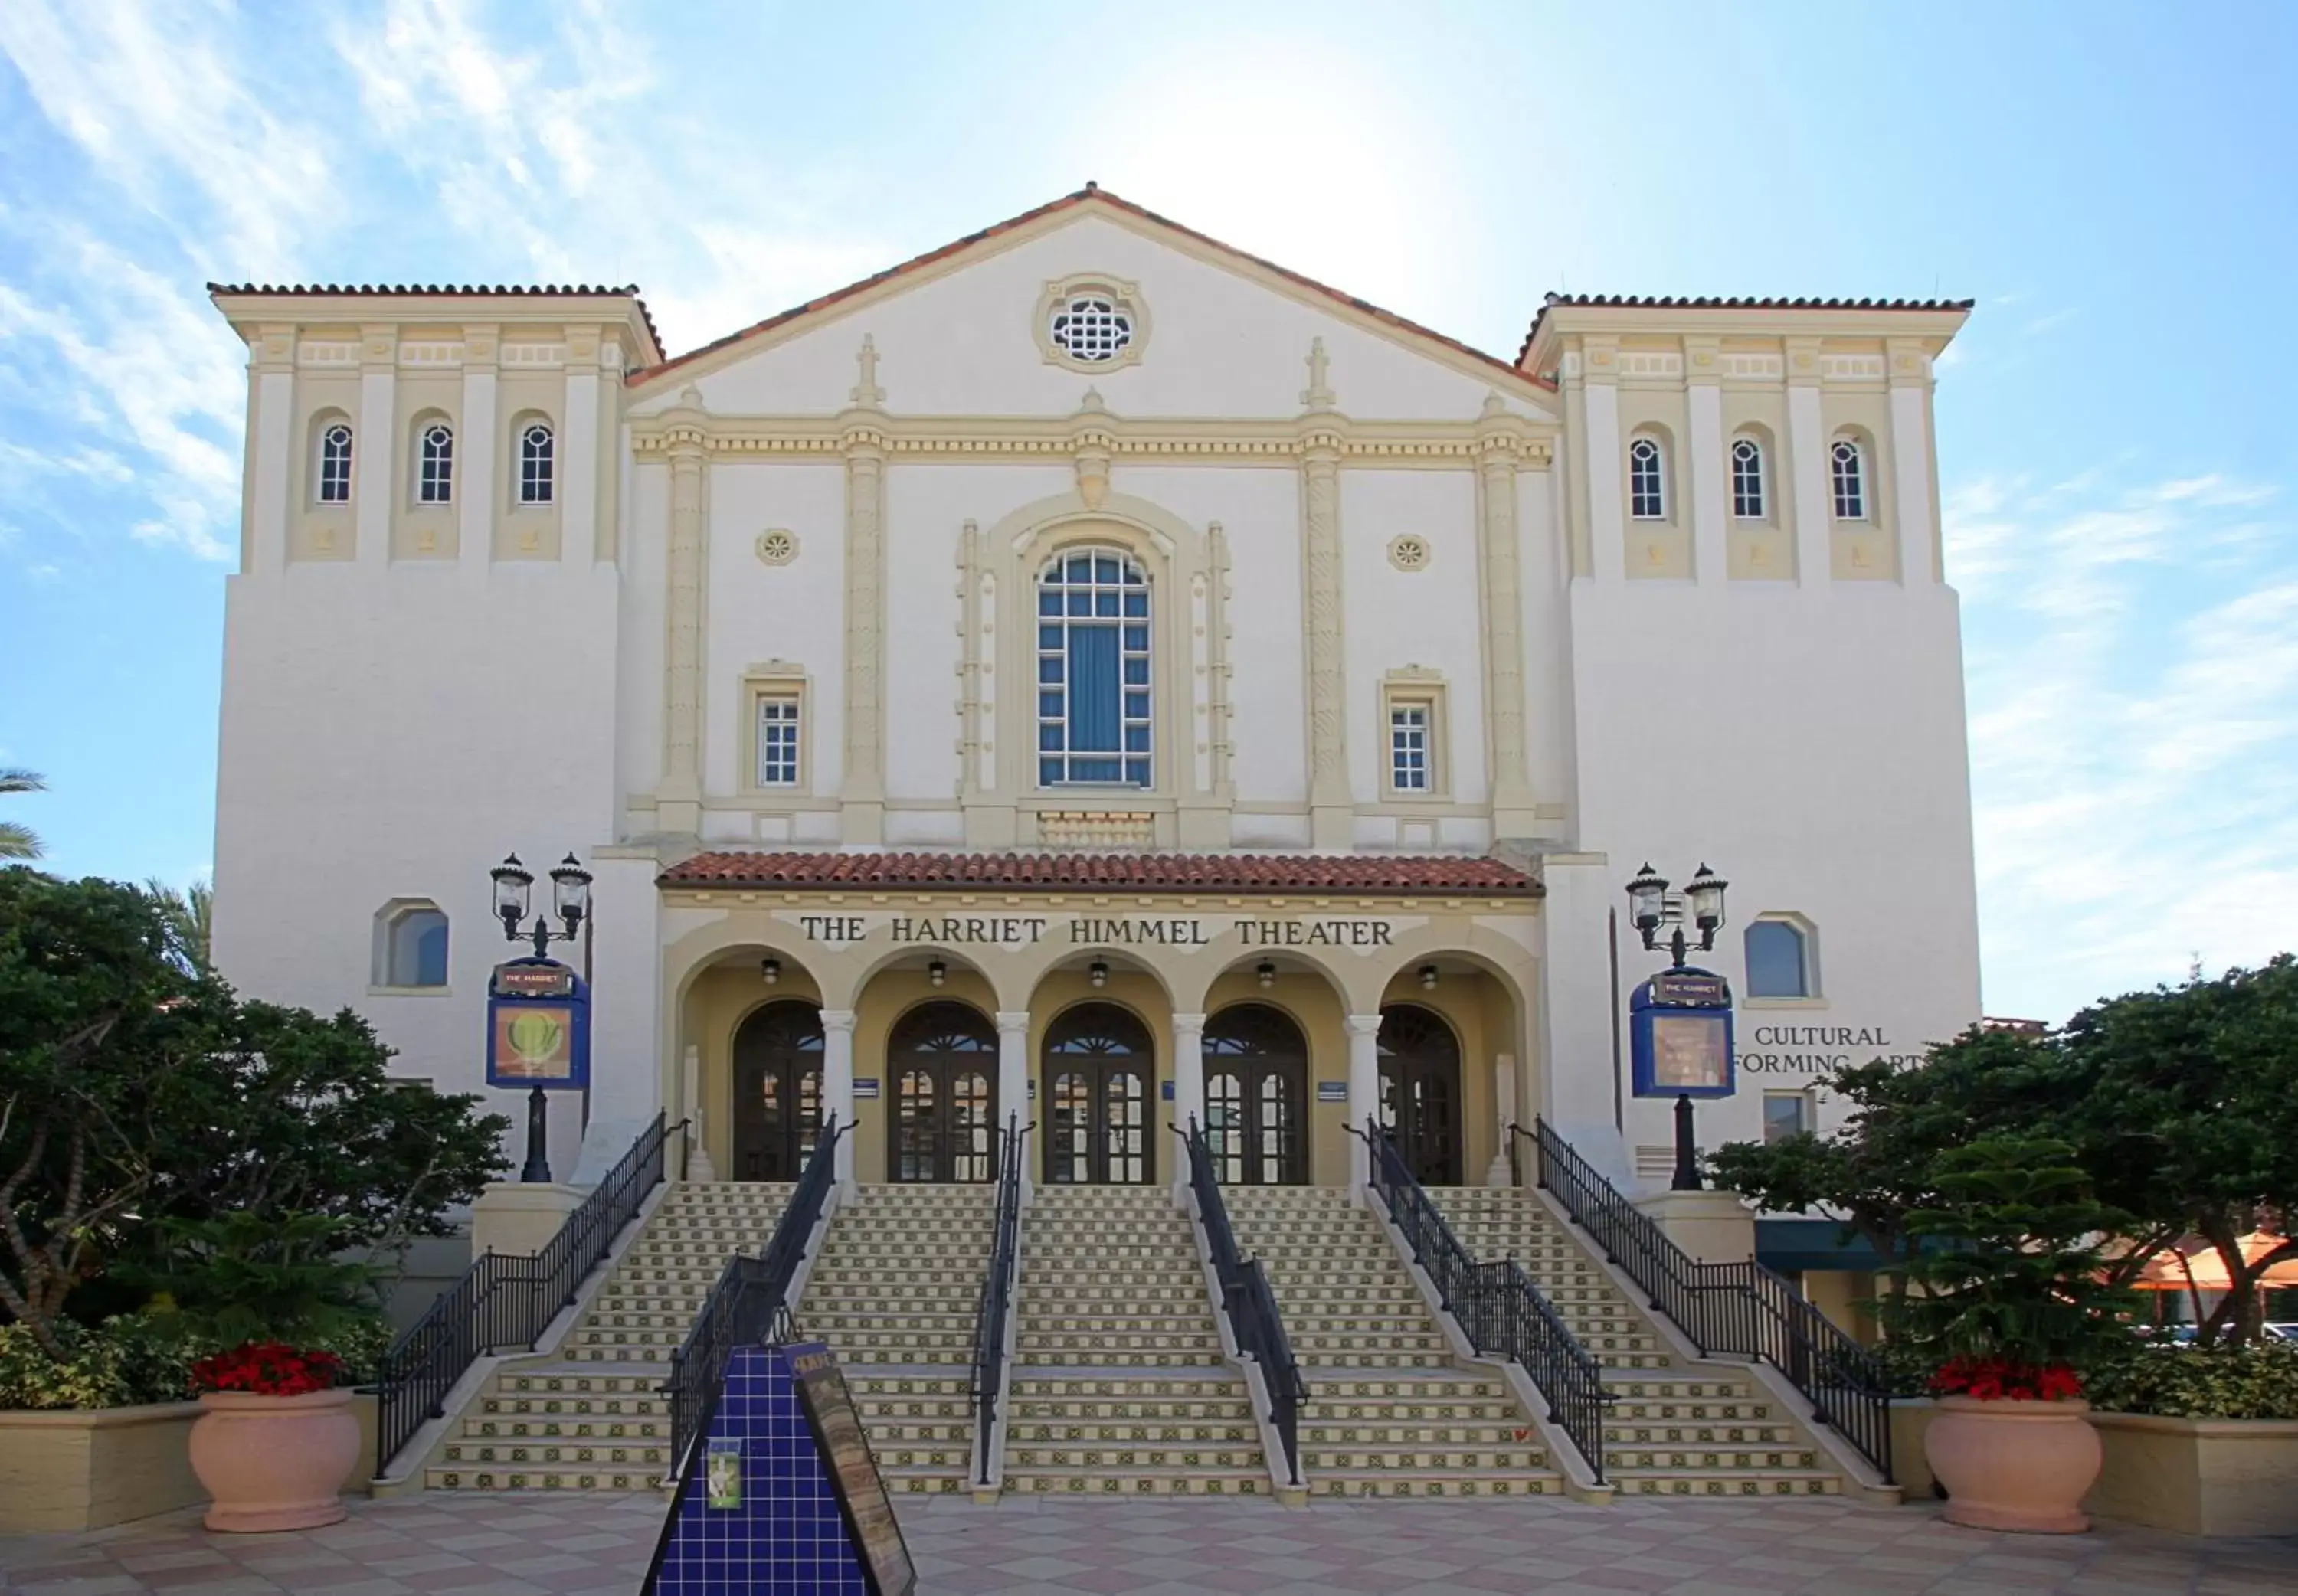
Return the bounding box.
[1256,960,1276,989]
[1088,958,1110,989]
[928,959,948,987]
[761,957,781,986]
[1419,963,1439,990]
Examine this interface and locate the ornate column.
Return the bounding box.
[841,335,888,843]
[658,385,709,835]
[247,324,296,573]
[1170,1012,1206,1193]
[355,324,397,569]
[563,325,602,565]
[996,1011,1032,1199]
[1579,338,1625,583]
[1475,396,1538,835]
[1684,335,1727,588]
[1346,1012,1383,1198]
[1484,1053,1517,1188]
[1786,336,1830,587]
[1299,340,1351,849]
[821,1009,857,1192]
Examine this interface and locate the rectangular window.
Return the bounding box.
[1390,704,1429,792]
[1763,1091,1813,1143]
[755,695,800,787]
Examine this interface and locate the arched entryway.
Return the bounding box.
[1203,1003,1309,1186]
[1378,1003,1463,1186]
[731,1000,823,1182]
[888,1001,999,1182]
[1043,1002,1154,1185]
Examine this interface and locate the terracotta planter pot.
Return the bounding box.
[188,1388,360,1532]
[1925,1395,2101,1533]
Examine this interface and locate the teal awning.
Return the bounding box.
[1756,1218,1887,1274]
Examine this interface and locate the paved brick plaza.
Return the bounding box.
[4,1493,2296,1595]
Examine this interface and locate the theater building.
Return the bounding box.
[205,185,1980,1206]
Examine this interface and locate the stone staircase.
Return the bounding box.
[801,1182,999,1495]
[427,1181,790,1491]
[1226,1186,1561,1498]
[1004,1186,1270,1496]
[1431,1186,1845,1497]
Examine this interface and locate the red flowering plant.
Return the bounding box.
[1884,1138,2136,1403]
[190,1342,345,1398]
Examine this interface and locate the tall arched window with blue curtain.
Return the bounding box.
[1037,546,1151,787]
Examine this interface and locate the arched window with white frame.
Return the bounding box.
[1830,436,1868,521]
[1628,434,1668,520]
[518,420,555,505]
[373,900,450,989]
[316,420,354,505]
[417,422,455,505]
[1036,546,1151,788]
[1730,436,1767,520]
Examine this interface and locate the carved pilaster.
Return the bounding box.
[840,348,889,841]
[659,385,709,835]
[956,518,983,796]
[1301,431,1350,848]
[1476,395,1537,834]
[1206,520,1233,797]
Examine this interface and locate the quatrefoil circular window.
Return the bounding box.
[1036,275,1149,372]
[1388,535,1432,572]
[755,528,798,566]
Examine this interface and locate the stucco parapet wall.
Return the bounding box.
[1517,299,1971,374]
[625,410,1553,469]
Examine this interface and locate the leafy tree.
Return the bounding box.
[145,878,213,973]
[0,769,46,862]
[0,869,509,1353]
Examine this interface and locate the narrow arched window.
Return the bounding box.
[1830,437,1867,521]
[375,902,449,988]
[417,424,455,505]
[317,424,353,505]
[1745,918,1813,999]
[519,422,555,505]
[1730,437,1766,520]
[1037,547,1151,787]
[1628,436,1666,520]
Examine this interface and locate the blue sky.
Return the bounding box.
[1,1,2293,1023]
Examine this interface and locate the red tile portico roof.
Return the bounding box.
[658,851,1541,898]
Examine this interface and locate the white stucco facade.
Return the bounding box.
[206,188,1980,1199]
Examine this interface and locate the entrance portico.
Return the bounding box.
[659,851,1544,1192]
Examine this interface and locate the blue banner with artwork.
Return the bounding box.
[485,957,591,1091]
[642,1342,915,1596]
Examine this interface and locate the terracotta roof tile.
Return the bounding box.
[657,850,1540,898]
[205,282,663,362]
[628,184,1552,392]
[1516,290,1973,365]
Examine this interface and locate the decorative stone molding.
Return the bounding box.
[956,519,988,796]
[840,349,889,841]
[629,410,1553,470]
[1301,337,1336,411]
[850,334,886,408]
[755,528,798,565]
[1036,810,1156,849]
[1205,521,1233,796]
[1034,273,1148,373]
[1387,534,1430,572]
[1301,425,1350,849]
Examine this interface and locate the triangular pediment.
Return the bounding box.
[627,188,1556,424]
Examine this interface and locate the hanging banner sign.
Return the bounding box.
[486,957,591,1090]
[1630,966,1735,1100]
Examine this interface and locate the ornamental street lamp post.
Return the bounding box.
[490,852,594,1182]
[1625,861,1728,1192]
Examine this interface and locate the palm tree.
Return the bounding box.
[148,877,215,973]
[0,767,44,860]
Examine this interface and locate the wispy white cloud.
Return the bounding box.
[1958,469,2298,1017]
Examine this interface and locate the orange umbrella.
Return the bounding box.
[2126,1231,2298,1291]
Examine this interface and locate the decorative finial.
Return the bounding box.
[1481,390,1508,419]
[1078,387,1106,414]
[676,383,704,410]
[1301,337,1335,410]
[850,334,885,407]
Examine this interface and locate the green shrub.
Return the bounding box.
[0,1309,389,1411]
[2082,1343,2298,1420]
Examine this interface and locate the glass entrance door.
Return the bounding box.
[1042,1002,1155,1184]
[731,1001,823,1182]
[1377,1003,1464,1186]
[1203,1003,1308,1185]
[889,1002,998,1182]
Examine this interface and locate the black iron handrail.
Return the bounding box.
[968,1114,1030,1486]
[661,1116,846,1477]
[1174,1120,1308,1486]
[375,1111,679,1474]
[1357,1119,1609,1483]
[1519,1119,1893,1482]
